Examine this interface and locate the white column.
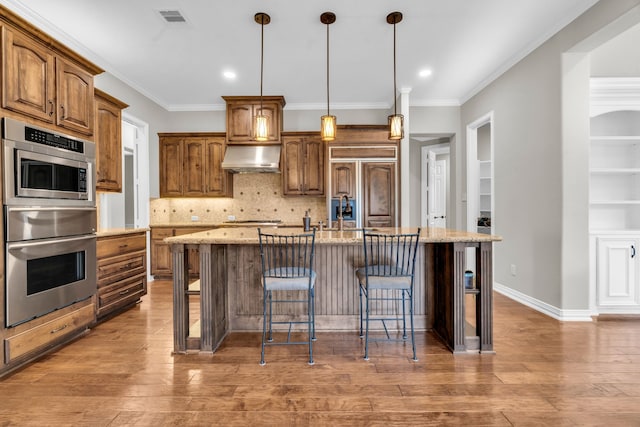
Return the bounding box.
[400,87,411,226]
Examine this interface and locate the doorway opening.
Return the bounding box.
[98,113,149,230]
[421,143,450,228]
[466,112,494,235]
[465,112,494,276]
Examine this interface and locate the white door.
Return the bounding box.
[597,237,639,309]
[426,150,437,226]
[433,159,447,228]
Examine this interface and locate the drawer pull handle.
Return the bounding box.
[119,244,129,249]
[119,289,130,295]
[632,245,636,258]
[50,324,69,334]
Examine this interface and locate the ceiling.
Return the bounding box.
[2,0,599,112]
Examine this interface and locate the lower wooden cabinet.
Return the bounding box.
[96,231,147,320]
[4,303,94,364]
[363,162,396,227]
[151,226,210,279]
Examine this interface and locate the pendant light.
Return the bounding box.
[320,12,336,142]
[254,12,270,142]
[387,12,403,140]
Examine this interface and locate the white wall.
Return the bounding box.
[460,0,640,312]
[591,21,640,76]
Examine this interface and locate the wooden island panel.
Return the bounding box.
[226,244,430,331]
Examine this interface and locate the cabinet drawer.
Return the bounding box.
[97,250,146,288]
[97,233,146,258]
[4,304,94,363]
[97,275,146,317]
[151,227,174,239]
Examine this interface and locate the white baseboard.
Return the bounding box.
[494,282,593,322]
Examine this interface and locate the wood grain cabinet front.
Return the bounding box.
[330,162,356,198]
[94,89,128,192]
[4,304,94,364]
[159,134,232,198]
[96,232,147,320]
[222,96,285,144]
[362,162,396,227]
[282,134,325,196]
[1,25,100,137]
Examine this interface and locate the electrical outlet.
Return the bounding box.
[227,215,236,221]
[510,264,516,276]
[191,215,199,222]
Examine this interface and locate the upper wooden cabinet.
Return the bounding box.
[331,162,356,198]
[55,57,95,135]
[2,27,96,136]
[222,96,285,144]
[282,133,325,196]
[159,133,233,198]
[1,27,55,124]
[95,89,128,192]
[0,10,102,137]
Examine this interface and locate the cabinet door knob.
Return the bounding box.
[632,245,636,258]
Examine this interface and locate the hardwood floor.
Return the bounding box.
[1,280,640,426]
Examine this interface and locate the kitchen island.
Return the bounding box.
[165,227,501,355]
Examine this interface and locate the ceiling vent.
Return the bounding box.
[159,10,187,23]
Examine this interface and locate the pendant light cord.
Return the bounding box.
[393,19,397,117]
[260,16,264,113]
[326,21,330,117]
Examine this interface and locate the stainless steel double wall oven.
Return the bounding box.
[2,118,97,327]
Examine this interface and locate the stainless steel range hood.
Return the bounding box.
[221,145,281,173]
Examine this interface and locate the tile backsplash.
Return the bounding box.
[150,174,327,225]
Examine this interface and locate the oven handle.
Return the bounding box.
[7,234,96,251]
[6,206,97,213]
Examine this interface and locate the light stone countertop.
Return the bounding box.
[164,227,502,245]
[96,227,149,238]
[150,222,302,228]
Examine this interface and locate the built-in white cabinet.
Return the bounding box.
[589,100,640,314]
[596,236,640,312]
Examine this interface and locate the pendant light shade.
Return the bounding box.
[388,114,404,140]
[321,114,336,141]
[387,11,403,140]
[320,12,337,142]
[254,12,270,142]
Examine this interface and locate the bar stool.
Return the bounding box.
[258,228,317,365]
[356,228,421,361]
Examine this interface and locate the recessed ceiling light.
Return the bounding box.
[223,71,237,80]
[419,69,433,78]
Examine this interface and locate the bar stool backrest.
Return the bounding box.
[361,229,421,280]
[258,229,316,286]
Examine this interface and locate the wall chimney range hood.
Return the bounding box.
[221,145,281,173]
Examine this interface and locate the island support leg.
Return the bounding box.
[433,242,466,353]
[199,244,214,352]
[477,242,494,353]
[172,243,189,353]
